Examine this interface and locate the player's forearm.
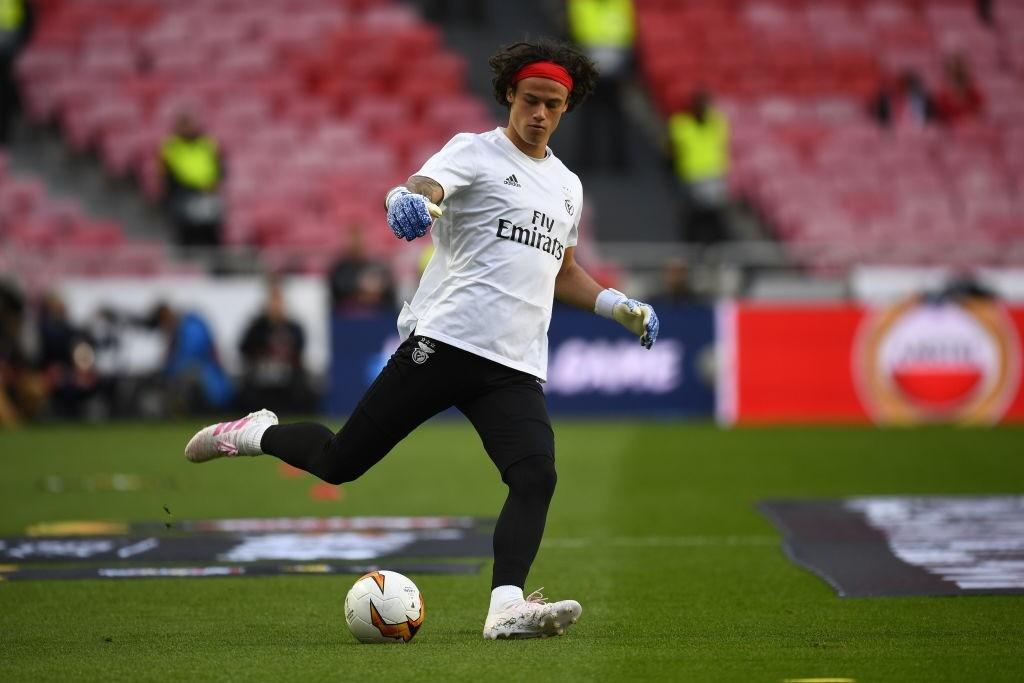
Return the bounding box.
[405,176,444,204]
[553,260,604,312]
[556,251,660,349]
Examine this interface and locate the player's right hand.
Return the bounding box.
[385,187,443,241]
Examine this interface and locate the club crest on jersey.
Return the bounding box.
[562,186,574,215]
[411,339,436,365]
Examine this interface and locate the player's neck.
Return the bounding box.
[502,126,548,159]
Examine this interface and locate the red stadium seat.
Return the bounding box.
[636,0,1024,268]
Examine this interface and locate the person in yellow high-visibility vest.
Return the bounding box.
[160,111,225,246]
[418,0,485,25]
[0,0,34,145]
[668,90,731,243]
[566,0,634,169]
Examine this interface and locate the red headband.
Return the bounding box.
[513,61,573,93]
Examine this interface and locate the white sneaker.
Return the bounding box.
[184,409,278,463]
[482,589,582,640]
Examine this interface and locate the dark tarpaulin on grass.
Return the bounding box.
[24,515,495,537]
[0,528,492,564]
[0,562,483,582]
[759,496,1024,598]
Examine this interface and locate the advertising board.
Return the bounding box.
[327,306,716,417]
[718,298,1024,424]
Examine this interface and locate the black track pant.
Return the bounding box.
[261,335,556,589]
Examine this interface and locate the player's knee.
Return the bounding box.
[320,469,348,486]
[317,448,369,485]
[320,460,366,486]
[318,433,378,484]
[504,455,557,501]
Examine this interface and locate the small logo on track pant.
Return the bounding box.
[411,339,436,365]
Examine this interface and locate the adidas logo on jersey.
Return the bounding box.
[503,174,522,188]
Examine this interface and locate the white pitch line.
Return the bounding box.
[541,535,778,549]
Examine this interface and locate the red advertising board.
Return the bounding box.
[718,300,1024,425]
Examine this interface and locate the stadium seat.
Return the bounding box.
[636,0,1024,268]
[9,0,548,274]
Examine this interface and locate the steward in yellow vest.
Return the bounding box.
[0,0,28,38]
[565,0,636,169]
[667,90,731,243]
[0,0,31,54]
[161,112,225,246]
[162,134,221,192]
[568,0,634,53]
[668,96,729,184]
[1,0,34,144]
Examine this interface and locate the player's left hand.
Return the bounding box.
[612,298,660,350]
[385,187,443,241]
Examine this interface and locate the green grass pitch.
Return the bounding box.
[1,421,1022,682]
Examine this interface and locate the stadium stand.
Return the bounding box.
[636,0,1024,272]
[14,0,496,274]
[0,149,195,293]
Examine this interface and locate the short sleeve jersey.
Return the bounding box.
[397,128,583,381]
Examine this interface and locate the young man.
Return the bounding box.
[184,39,660,640]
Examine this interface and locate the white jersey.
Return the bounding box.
[397,127,583,380]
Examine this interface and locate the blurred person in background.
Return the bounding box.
[977,0,993,25]
[0,0,33,145]
[872,71,937,129]
[161,111,225,247]
[148,302,232,414]
[0,279,44,425]
[649,258,703,307]
[237,278,315,415]
[935,54,984,126]
[36,293,99,418]
[668,89,731,244]
[566,0,634,170]
[932,272,998,303]
[82,306,142,419]
[327,230,396,312]
[417,0,486,25]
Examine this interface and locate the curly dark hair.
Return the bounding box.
[489,39,598,113]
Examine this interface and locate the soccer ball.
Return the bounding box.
[344,570,425,643]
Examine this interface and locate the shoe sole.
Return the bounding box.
[483,601,582,640]
[539,601,582,638]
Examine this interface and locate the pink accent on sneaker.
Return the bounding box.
[216,439,239,456]
[214,417,250,436]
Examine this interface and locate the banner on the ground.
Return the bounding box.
[328,306,716,417]
[717,299,1024,424]
[2,516,492,582]
[0,562,482,582]
[25,515,489,537]
[0,528,491,563]
[759,496,1024,597]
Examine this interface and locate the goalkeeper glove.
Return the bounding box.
[595,288,660,350]
[385,187,443,241]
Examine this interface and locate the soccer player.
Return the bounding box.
[184,39,660,640]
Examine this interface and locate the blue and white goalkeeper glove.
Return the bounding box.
[595,288,660,350]
[385,186,443,241]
